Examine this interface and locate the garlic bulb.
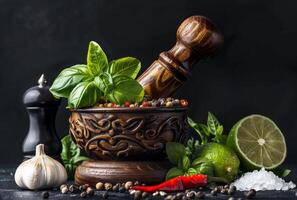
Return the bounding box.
[15,144,67,190]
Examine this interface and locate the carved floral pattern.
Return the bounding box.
[69,111,188,160]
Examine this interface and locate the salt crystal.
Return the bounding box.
[231,168,296,191]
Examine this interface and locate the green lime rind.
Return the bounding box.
[198,143,240,182]
[226,114,287,171]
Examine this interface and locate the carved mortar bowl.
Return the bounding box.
[69,107,189,161]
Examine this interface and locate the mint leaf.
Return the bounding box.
[109,57,141,79]
[107,76,144,104]
[68,81,102,108]
[187,117,208,144]
[199,123,210,136]
[50,65,89,98]
[166,142,186,165]
[87,41,108,76]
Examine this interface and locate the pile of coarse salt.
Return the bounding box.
[232,168,296,191]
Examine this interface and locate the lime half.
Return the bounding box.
[227,114,286,170]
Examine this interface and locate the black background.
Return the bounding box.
[0,0,296,165]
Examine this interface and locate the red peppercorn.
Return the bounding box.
[142,101,149,107]
[180,99,188,107]
[124,101,130,107]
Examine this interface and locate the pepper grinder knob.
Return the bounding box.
[22,74,61,160]
[137,15,224,98]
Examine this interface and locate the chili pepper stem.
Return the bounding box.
[207,176,229,184]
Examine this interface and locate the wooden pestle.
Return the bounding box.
[137,16,224,99]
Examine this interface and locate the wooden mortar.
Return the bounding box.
[73,15,223,185]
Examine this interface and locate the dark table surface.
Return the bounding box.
[1,166,297,200]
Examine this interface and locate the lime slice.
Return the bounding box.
[227,114,286,170]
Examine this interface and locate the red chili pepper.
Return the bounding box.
[131,174,206,192]
[130,174,228,193]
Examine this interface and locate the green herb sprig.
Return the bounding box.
[50,41,144,108]
[165,112,225,180]
[165,142,214,180]
[60,135,89,178]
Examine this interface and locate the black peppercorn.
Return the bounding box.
[228,187,235,195]
[196,191,205,199]
[80,191,87,198]
[118,186,125,193]
[69,185,78,193]
[134,191,142,200]
[41,191,49,199]
[246,189,256,199]
[142,192,149,198]
[86,187,94,196]
[102,191,108,199]
[176,193,184,200]
[210,189,218,196]
[224,184,230,189]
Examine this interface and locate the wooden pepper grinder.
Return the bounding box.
[22,74,61,160]
[137,16,224,98]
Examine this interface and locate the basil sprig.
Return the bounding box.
[165,142,214,180]
[187,112,226,145]
[60,135,89,178]
[50,41,144,108]
[165,112,225,180]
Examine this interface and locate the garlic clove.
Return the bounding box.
[15,144,68,190]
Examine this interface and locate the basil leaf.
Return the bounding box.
[61,135,72,162]
[60,135,90,179]
[50,65,89,98]
[187,168,197,175]
[94,72,114,95]
[207,112,220,136]
[109,57,141,79]
[182,155,191,171]
[166,167,184,180]
[194,162,214,176]
[273,167,291,177]
[166,142,186,165]
[87,41,108,76]
[61,135,80,162]
[192,157,207,167]
[107,76,144,104]
[70,156,89,165]
[68,81,102,108]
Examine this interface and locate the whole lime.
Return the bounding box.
[197,143,240,182]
